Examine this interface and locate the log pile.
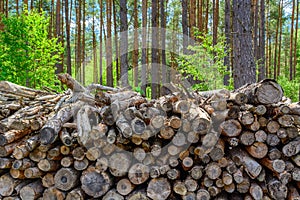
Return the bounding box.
[0,76,299,200]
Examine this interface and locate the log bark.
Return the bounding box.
[20,180,44,200]
[235,79,283,104]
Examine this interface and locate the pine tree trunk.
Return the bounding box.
[82,0,86,85]
[205,0,209,34]
[76,0,82,82]
[133,0,139,88]
[232,0,256,88]
[258,0,265,81]
[92,1,98,83]
[212,0,219,47]
[224,0,231,86]
[289,0,295,80]
[120,0,129,87]
[273,1,280,79]
[141,0,148,95]
[161,0,167,87]
[151,0,159,99]
[99,0,103,84]
[55,0,63,74]
[293,0,299,78]
[189,0,196,45]
[197,0,203,35]
[16,0,19,15]
[112,0,120,84]
[182,0,189,54]
[106,0,113,86]
[277,0,283,77]
[65,0,72,75]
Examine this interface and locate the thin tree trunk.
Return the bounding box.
[265,0,269,77]
[0,1,3,31]
[133,0,139,88]
[16,0,19,15]
[92,0,98,83]
[76,0,82,82]
[273,1,280,79]
[23,0,28,9]
[182,0,189,54]
[189,0,196,45]
[106,0,113,86]
[205,0,209,34]
[213,0,219,47]
[120,0,128,87]
[161,0,167,86]
[55,0,63,74]
[289,0,295,80]
[141,0,148,95]
[112,0,120,84]
[277,0,283,77]
[293,0,299,78]
[252,0,258,60]
[258,0,265,81]
[99,0,103,84]
[197,0,203,35]
[82,0,86,85]
[151,0,159,99]
[65,0,72,75]
[224,0,231,85]
[5,0,8,17]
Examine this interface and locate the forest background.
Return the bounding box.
[0,0,299,101]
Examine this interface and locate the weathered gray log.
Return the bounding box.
[80,166,112,198]
[54,168,79,191]
[235,79,283,104]
[19,180,44,200]
[147,178,171,200]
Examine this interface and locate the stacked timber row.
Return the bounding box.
[0,75,299,200]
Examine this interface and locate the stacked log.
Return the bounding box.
[0,76,299,199]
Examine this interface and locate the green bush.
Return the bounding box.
[176,33,229,91]
[0,9,63,90]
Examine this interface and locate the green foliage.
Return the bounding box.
[0,9,63,90]
[176,32,229,91]
[277,75,299,102]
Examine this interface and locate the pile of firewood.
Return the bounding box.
[0,75,299,200]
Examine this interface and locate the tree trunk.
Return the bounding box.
[151,0,159,99]
[276,0,283,77]
[232,0,256,88]
[141,0,148,95]
[99,0,103,84]
[182,0,189,54]
[289,0,295,80]
[258,0,265,81]
[197,0,203,36]
[133,0,139,88]
[92,1,97,83]
[82,0,86,85]
[273,1,280,79]
[205,0,209,34]
[106,0,113,87]
[65,0,72,75]
[76,0,82,82]
[224,0,231,85]
[112,0,120,84]
[252,0,258,60]
[161,0,167,87]
[120,0,129,87]
[212,0,219,47]
[189,0,196,45]
[293,0,299,78]
[55,0,63,74]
